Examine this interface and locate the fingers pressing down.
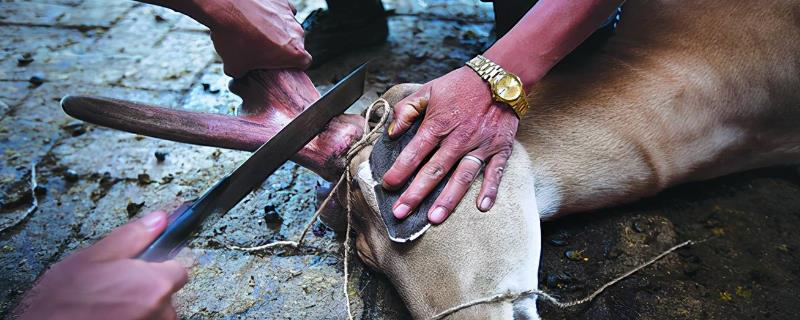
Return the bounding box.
[381,66,521,226]
[476,149,511,212]
[427,153,485,224]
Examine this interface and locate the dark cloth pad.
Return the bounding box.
[369,115,450,242]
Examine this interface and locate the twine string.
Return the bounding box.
[429,239,699,320]
[227,98,391,320]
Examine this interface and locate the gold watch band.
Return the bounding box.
[466,55,529,118]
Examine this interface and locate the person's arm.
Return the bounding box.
[137,0,311,77]
[136,1,215,25]
[485,0,623,90]
[383,0,623,224]
[13,211,188,320]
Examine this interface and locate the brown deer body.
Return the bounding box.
[339,0,800,318]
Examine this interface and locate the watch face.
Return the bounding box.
[494,74,522,101]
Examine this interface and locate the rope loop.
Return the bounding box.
[227,98,392,320]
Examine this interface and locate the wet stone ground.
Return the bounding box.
[1,1,799,319]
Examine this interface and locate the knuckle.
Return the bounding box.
[436,191,461,209]
[491,165,505,180]
[487,144,513,159]
[492,127,517,143]
[422,163,446,180]
[481,181,500,197]
[407,192,426,204]
[382,174,403,188]
[497,147,513,158]
[423,121,450,139]
[395,152,418,169]
[400,191,425,205]
[447,130,474,149]
[419,131,441,146]
[454,169,477,185]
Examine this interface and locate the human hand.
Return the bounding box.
[14,211,189,320]
[197,0,311,77]
[383,66,520,224]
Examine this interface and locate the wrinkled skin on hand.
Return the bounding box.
[14,212,188,320]
[384,66,520,224]
[203,0,311,77]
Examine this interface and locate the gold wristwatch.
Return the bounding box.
[465,55,529,118]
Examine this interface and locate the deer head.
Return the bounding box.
[330,84,543,319]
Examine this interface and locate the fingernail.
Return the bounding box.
[393,204,411,219]
[387,122,396,136]
[141,211,164,231]
[480,197,493,211]
[430,206,447,223]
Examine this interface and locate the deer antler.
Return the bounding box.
[61,69,364,181]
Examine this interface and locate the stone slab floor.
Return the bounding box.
[2,1,800,319]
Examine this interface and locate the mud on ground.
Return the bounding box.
[1,1,799,319]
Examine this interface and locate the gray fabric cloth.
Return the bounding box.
[369,114,447,242]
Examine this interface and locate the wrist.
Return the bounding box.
[456,66,494,101]
[460,61,529,118]
[483,47,549,92]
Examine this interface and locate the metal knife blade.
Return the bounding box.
[137,63,367,261]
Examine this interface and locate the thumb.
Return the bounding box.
[83,211,169,261]
[387,86,430,139]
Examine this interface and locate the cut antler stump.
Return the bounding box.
[61,69,364,181]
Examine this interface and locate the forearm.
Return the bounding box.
[484,0,623,90]
[135,0,222,27]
